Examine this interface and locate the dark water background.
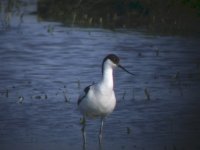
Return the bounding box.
[0,3,200,150]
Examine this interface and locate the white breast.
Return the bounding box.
[78,84,116,118]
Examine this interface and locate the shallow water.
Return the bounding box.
[0,8,200,150]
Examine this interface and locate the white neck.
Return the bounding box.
[101,61,114,89]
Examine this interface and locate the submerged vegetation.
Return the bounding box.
[0,0,28,31]
[0,0,26,30]
[37,0,200,35]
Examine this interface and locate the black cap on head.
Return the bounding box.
[102,54,134,76]
[103,54,120,65]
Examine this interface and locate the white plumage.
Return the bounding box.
[77,54,134,146]
[78,59,116,118]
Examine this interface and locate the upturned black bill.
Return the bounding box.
[118,64,135,76]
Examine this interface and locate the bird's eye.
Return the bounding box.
[112,58,116,63]
[114,57,118,63]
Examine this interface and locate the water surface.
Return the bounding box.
[0,12,200,150]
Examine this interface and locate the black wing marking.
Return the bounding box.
[77,85,92,105]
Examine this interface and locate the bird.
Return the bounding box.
[77,54,134,146]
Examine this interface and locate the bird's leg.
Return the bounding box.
[81,116,86,149]
[99,117,104,148]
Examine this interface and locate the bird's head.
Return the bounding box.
[102,54,134,76]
